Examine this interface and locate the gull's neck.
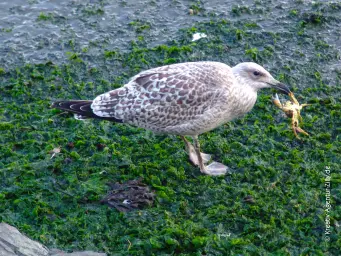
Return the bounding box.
[231,67,257,93]
[230,66,258,115]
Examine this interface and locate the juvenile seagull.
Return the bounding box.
[52,61,290,176]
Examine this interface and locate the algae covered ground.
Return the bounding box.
[0,0,341,255]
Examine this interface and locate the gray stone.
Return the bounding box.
[0,223,106,256]
[0,223,49,256]
[50,250,106,256]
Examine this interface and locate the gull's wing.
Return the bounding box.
[91,62,232,130]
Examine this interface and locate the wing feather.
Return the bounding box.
[91,62,232,129]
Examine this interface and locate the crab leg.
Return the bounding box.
[295,127,309,137]
[272,93,283,109]
[288,92,299,105]
[292,118,299,139]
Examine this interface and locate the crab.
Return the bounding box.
[273,92,310,139]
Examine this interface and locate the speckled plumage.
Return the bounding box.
[53,61,289,175]
[91,61,257,135]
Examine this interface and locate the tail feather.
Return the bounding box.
[52,100,122,122]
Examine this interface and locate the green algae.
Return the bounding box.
[37,12,54,22]
[129,20,151,33]
[1,2,341,256]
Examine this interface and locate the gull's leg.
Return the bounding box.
[181,136,211,165]
[192,136,209,174]
[192,136,228,176]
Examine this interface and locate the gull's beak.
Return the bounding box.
[268,80,291,95]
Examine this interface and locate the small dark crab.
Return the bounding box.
[273,92,310,139]
[100,178,155,212]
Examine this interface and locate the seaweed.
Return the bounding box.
[0,1,340,255]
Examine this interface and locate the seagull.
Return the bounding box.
[52,61,290,176]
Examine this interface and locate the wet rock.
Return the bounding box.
[0,223,106,256]
[0,222,49,256]
[50,249,106,256]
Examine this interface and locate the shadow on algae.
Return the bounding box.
[0,4,341,256]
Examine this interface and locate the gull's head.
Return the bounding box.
[232,62,291,95]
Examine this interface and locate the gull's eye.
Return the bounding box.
[253,71,261,76]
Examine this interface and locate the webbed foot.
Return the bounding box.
[181,136,229,176]
[203,161,228,176]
